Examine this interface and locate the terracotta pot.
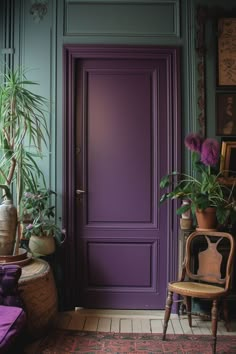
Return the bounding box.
[195,207,217,231]
[29,235,55,256]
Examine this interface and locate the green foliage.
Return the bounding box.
[159,154,236,226]
[0,68,49,206]
[21,188,62,244]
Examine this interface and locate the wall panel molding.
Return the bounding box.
[64,0,180,39]
[0,0,15,74]
[182,0,198,134]
[11,0,59,208]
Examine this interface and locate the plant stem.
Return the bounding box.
[7,157,16,186]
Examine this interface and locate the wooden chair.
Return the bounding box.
[162,231,235,354]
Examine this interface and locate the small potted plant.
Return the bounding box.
[21,188,63,256]
[159,132,236,230]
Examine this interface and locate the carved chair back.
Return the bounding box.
[184,231,235,291]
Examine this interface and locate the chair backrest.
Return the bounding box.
[184,231,235,291]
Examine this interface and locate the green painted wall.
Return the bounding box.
[1,0,236,225]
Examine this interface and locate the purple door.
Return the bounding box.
[63,45,180,310]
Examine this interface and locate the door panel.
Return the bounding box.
[87,242,152,287]
[61,42,182,310]
[87,69,152,223]
[63,46,180,310]
[75,58,170,309]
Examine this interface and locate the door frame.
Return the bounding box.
[62,44,181,310]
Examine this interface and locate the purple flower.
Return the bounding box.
[184,133,203,153]
[26,224,33,230]
[201,138,220,166]
[24,192,33,198]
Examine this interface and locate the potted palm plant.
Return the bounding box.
[159,133,236,230]
[0,68,49,254]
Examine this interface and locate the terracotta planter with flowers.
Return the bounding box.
[159,132,236,227]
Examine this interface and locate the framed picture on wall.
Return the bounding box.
[217,18,236,86]
[219,141,236,184]
[216,93,236,136]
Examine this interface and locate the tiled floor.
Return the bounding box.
[24,309,236,353]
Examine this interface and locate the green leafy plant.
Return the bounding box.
[0,68,48,208]
[21,188,62,244]
[159,133,236,225]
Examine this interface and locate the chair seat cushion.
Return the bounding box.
[169,281,226,298]
[0,305,26,353]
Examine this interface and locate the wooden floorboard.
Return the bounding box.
[120,318,132,333]
[53,310,236,335]
[150,319,163,333]
[111,317,120,332]
[97,317,111,332]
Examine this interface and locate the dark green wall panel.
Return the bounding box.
[65,1,180,38]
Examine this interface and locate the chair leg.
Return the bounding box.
[222,298,230,332]
[185,296,192,327]
[162,290,173,340]
[180,298,186,316]
[211,299,218,354]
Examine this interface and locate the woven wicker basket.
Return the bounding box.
[19,258,58,338]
